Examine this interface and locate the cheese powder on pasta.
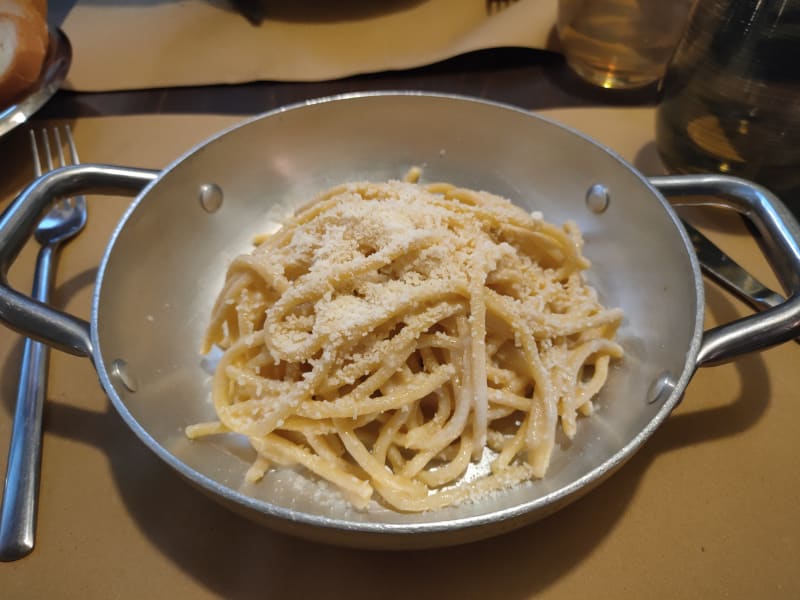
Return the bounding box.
[187,181,623,512]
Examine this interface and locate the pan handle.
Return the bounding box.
[0,164,159,361]
[649,174,800,366]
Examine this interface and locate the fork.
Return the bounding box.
[0,125,88,561]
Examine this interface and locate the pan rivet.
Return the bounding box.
[585,184,610,214]
[647,372,676,405]
[199,183,224,213]
[110,359,138,393]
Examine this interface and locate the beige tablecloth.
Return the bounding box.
[0,107,797,598]
[61,0,558,91]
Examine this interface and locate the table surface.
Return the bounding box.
[41,46,659,119]
[0,3,798,599]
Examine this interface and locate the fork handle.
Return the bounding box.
[0,243,60,561]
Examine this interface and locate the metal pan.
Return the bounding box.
[2,93,799,550]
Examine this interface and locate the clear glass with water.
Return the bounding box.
[557,0,693,89]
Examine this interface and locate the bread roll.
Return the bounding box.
[30,0,46,18]
[0,0,48,106]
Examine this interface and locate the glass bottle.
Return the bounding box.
[655,0,800,211]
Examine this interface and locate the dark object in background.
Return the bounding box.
[227,0,428,24]
[228,0,267,24]
[655,0,800,212]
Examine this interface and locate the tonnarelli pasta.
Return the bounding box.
[187,181,624,512]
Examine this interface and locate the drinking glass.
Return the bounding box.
[557,0,693,89]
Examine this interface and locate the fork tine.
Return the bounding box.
[54,128,65,168]
[64,125,85,210]
[29,130,42,178]
[51,128,71,208]
[41,129,53,173]
[65,125,80,165]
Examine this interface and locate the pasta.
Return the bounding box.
[187,180,624,512]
